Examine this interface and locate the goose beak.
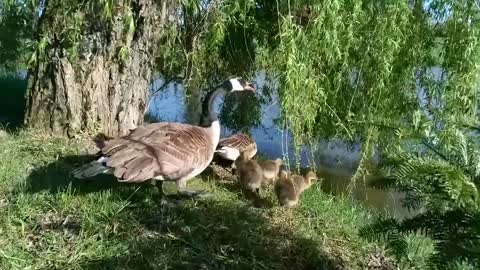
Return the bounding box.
[245,82,256,92]
[230,77,256,92]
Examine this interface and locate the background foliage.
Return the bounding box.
[3,1,478,149]
[0,0,38,71]
[1,1,480,268]
[155,0,480,173]
[361,126,480,269]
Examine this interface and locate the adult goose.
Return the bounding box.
[215,134,257,162]
[72,77,256,198]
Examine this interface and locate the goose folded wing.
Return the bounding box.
[217,134,253,149]
[101,123,212,182]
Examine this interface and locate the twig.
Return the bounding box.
[421,140,449,163]
[144,76,184,115]
[150,76,184,98]
[462,123,480,133]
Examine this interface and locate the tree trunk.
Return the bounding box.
[25,0,173,137]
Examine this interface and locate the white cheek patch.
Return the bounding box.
[229,78,243,91]
[97,156,108,166]
[215,146,240,160]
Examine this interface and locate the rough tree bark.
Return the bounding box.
[25,0,173,137]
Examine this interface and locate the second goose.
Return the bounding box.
[215,134,257,163]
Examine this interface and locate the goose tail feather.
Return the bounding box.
[71,157,112,179]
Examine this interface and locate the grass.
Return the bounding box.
[0,130,432,270]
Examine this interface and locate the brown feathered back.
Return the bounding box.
[237,160,264,191]
[217,134,255,150]
[216,134,257,159]
[100,122,215,182]
[258,158,282,185]
[274,170,316,207]
[275,171,297,199]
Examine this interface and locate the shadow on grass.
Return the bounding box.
[0,73,27,131]
[76,200,342,270]
[202,165,276,209]
[22,155,347,269]
[24,154,141,195]
[24,154,233,196]
[24,154,272,209]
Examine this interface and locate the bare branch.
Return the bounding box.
[144,76,184,115]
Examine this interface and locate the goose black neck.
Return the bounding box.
[199,85,227,127]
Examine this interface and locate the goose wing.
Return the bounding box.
[217,134,255,150]
[101,122,214,182]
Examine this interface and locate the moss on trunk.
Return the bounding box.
[25,0,173,137]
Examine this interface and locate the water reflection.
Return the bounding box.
[147,73,409,218]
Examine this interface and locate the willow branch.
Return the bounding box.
[143,76,184,115]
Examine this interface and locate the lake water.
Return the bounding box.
[147,72,412,219]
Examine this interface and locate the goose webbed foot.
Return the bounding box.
[241,189,264,207]
[159,197,182,207]
[153,180,182,206]
[177,189,214,199]
[154,180,165,197]
[176,179,214,199]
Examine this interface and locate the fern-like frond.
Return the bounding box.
[363,209,480,269]
[385,233,409,259]
[379,148,478,210]
[367,127,480,269]
[359,217,409,259]
[359,217,399,241]
[401,191,425,212]
[368,176,397,190]
[426,210,480,268]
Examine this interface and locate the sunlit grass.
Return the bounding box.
[0,130,431,269]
